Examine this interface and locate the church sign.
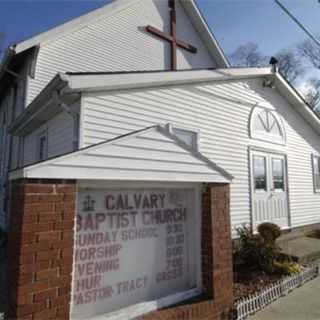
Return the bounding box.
[71,186,201,319]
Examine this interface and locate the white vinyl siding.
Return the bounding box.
[23,111,75,166]
[80,78,320,236]
[26,0,215,105]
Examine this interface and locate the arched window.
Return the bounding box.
[250,106,286,144]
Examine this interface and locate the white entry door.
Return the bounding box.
[251,150,289,230]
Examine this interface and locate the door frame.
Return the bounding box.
[248,146,291,231]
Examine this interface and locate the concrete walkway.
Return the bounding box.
[249,276,320,320]
[279,236,320,263]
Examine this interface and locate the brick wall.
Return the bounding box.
[7,181,232,320]
[141,183,233,320]
[7,179,76,320]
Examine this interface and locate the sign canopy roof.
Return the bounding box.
[10,125,233,183]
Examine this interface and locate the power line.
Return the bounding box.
[275,0,320,48]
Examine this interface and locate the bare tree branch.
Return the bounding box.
[229,42,268,67]
[297,35,320,69]
[304,78,320,111]
[230,42,305,84]
[275,49,305,83]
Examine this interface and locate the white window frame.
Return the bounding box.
[73,180,203,320]
[37,130,48,161]
[312,154,320,193]
[250,106,286,145]
[166,123,200,151]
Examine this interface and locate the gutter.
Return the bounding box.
[8,73,69,135]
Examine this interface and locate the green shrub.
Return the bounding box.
[236,224,265,270]
[258,223,281,244]
[273,261,302,275]
[235,223,282,274]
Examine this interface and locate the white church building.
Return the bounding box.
[1,0,320,236]
[2,1,320,319]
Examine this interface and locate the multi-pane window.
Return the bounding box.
[313,155,320,192]
[253,155,267,191]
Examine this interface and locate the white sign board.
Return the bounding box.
[71,187,200,319]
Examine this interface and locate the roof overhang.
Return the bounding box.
[9,74,68,135]
[9,67,272,136]
[10,125,233,183]
[62,67,272,93]
[10,67,320,139]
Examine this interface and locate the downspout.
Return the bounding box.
[52,91,80,151]
[4,85,17,227]
[0,47,17,227]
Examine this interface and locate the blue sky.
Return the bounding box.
[202,0,320,56]
[0,0,319,68]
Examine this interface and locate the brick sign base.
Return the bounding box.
[7,179,76,320]
[7,180,233,320]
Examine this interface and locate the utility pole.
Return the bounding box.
[275,0,320,48]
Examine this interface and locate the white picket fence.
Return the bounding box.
[235,265,319,320]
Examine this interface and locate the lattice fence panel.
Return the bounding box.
[235,265,319,320]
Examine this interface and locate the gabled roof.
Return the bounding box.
[0,0,229,83]
[10,125,233,183]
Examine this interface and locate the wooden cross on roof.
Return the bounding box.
[146,0,197,71]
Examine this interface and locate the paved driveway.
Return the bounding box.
[249,276,320,320]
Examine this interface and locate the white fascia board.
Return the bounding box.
[274,73,320,136]
[11,167,229,183]
[180,0,230,68]
[64,68,272,93]
[14,0,141,54]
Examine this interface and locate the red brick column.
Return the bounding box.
[7,179,76,320]
[208,183,233,312]
[141,183,233,320]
